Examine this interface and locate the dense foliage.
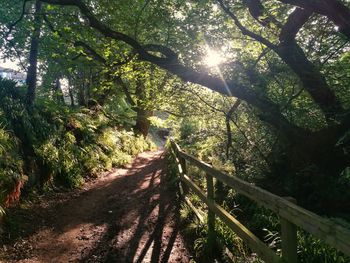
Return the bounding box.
[0,78,155,212]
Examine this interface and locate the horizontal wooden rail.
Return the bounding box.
[182,173,281,263]
[170,140,350,260]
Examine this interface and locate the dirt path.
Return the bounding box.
[0,150,192,263]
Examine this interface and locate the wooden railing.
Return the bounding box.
[170,140,350,263]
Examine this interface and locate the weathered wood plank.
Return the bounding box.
[281,197,297,263]
[171,141,189,195]
[176,148,350,257]
[181,174,281,263]
[184,190,238,263]
[206,173,216,260]
[281,217,297,263]
[179,157,189,194]
[184,196,205,223]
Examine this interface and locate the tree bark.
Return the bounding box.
[67,77,75,106]
[280,0,350,40]
[225,100,241,158]
[135,108,153,137]
[25,0,43,107]
[53,78,65,103]
[276,41,344,122]
[77,71,87,106]
[225,116,232,159]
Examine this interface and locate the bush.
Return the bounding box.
[0,127,24,210]
[0,77,155,207]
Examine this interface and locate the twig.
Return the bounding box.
[4,0,29,40]
[216,0,277,50]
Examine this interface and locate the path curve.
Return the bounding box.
[1,150,191,263]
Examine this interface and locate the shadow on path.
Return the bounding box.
[0,151,191,263]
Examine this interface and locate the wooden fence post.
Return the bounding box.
[206,173,216,260]
[179,156,189,195]
[281,197,298,263]
[180,156,187,175]
[171,140,188,195]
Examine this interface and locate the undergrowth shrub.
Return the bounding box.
[33,112,155,187]
[0,79,26,213]
[0,77,155,207]
[0,127,23,213]
[298,231,349,263]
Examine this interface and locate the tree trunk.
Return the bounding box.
[276,42,343,122]
[225,115,232,159]
[77,71,87,106]
[225,100,241,158]
[68,77,75,106]
[53,78,65,103]
[281,0,350,40]
[135,108,153,137]
[25,0,43,107]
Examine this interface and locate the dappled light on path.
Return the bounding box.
[1,151,191,263]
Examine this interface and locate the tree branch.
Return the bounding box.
[243,0,283,28]
[227,99,242,116]
[279,7,312,43]
[134,0,151,40]
[72,42,137,107]
[74,41,106,64]
[4,0,29,40]
[180,86,225,114]
[143,44,178,61]
[42,13,63,37]
[216,0,277,50]
[115,77,136,107]
[279,0,350,39]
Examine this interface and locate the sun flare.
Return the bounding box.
[203,49,224,67]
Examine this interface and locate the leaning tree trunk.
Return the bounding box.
[25,0,43,107]
[276,41,344,122]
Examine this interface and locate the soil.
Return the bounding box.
[0,150,192,263]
